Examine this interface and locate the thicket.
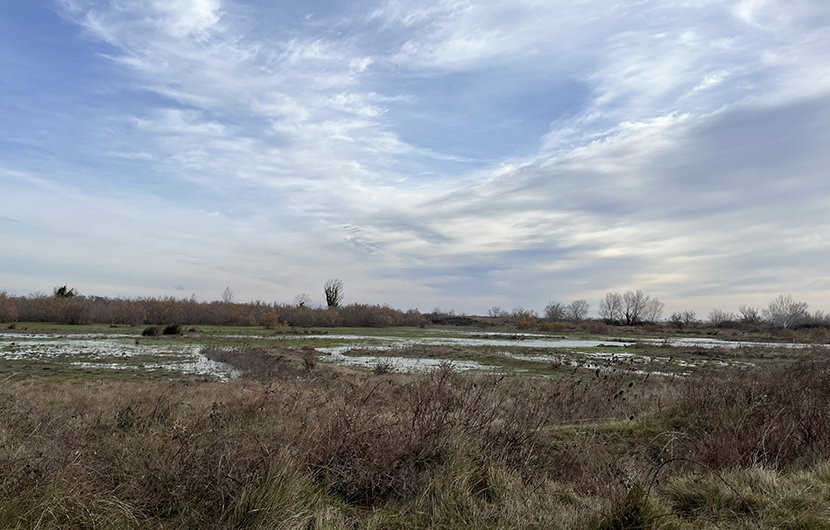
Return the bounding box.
[0,291,426,328]
[3,354,830,528]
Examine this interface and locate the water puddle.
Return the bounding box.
[327,352,487,373]
[0,336,239,381]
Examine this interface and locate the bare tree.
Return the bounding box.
[643,297,665,323]
[598,292,623,323]
[738,305,762,324]
[293,293,311,308]
[810,309,830,327]
[487,306,509,318]
[511,306,537,320]
[221,286,235,304]
[763,294,809,328]
[622,290,650,325]
[682,310,697,326]
[601,290,661,324]
[565,299,590,322]
[543,300,566,321]
[708,308,734,327]
[323,278,344,308]
[670,310,697,329]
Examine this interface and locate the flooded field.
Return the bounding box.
[2,325,822,380]
[0,332,240,381]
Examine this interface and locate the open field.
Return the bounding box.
[2,323,830,528]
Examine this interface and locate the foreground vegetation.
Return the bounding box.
[3,339,830,529]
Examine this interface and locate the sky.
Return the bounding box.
[1,0,829,317]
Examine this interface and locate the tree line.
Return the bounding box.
[0,285,826,330]
[0,289,424,328]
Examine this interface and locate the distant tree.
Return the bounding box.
[738,305,762,324]
[543,300,566,321]
[487,306,509,318]
[643,297,665,322]
[810,309,830,327]
[565,299,590,322]
[221,286,235,304]
[598,292,623,323]
[600,290,662,324]
[763,294,809,328]
[682,310,697,326]
[53,285,77,298]
[324,278,344,308]
[511,306,537,320]
[708,308,735,327]
[293,293,311,308]
[669,309,697,328]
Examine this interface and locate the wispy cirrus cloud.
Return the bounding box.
[1,0,828,315]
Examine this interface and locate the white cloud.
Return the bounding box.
[3,0,829,314]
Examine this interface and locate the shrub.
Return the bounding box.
[538,321,573,332]
[162,323,182,335]
[142,326,161,336]
[516,318,534,330]
[0,291,18,323]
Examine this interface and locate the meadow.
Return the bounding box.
[1,320,830,529]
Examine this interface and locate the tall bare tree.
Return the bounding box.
[598,292,623,323]
[622,290,649,325]
[565,299,590,322]
[708,308,734,327]
[543,300,566,321]
[738,305,762,324]
[221,286,235,304]
[601,290,662,324]
[763,294,809,328]
[323,278,344,308]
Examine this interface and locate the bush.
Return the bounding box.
[162,324,182,335]
[516,318,534,330]
[538,321,573,332]
[142,326,161,336]
[0,292,18,323]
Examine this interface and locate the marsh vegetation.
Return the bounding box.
[1,320,830,528]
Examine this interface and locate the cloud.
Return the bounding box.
[1,0,828,315]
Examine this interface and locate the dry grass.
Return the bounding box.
[2,352,830,528]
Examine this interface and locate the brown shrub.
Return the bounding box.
[538,321,574,332]
[584,321,610,335]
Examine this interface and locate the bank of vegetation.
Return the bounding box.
[0,290,427,328]
[1,288,828,341]
[2,348,830,528]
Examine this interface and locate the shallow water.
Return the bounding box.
[0,335,239,381]
[326,350,487,373]
[2,328,815,380]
